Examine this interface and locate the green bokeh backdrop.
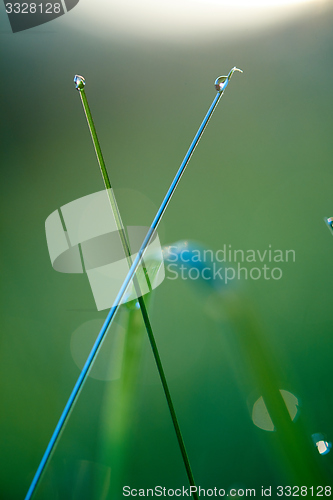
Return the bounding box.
[1,2,333,498]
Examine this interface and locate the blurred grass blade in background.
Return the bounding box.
[97,298,148,498]
[164,241,330,488]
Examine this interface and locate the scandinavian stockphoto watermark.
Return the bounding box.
[165,244,296,284]
[45,190,165,311]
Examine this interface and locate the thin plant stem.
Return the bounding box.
[25,68,241,500]
[76,77,197,495]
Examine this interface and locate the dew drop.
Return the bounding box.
[214,67,243,92]
[214,76,228,92]
[74,74,85,91]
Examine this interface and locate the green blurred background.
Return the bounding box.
[1,0,333,498]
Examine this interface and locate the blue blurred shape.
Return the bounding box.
[163,240,235,292]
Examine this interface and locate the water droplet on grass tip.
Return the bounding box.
[215,67,243,92]
[214,76,228,92]
[74,75,85,91]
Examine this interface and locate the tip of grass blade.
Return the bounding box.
[228,67,243,78]
[74,75,85,91]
